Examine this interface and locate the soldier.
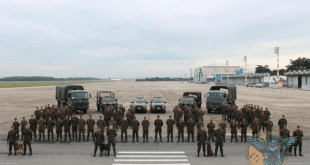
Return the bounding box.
[166,115,175,142]
[214,126,224,157]
[176,118,185,142]
[142,116,150,142]
[126,111,133,129]
[280,125,292,155]
[207,119,215,142]
[34,107,40,121]
[120,116,128,142]
[175,108,183,123]
[37,116,46,141]
[265,117,273,141]
[197,126,207,157]
[111,110,118,130]
[236,110,243,128]
[29,115,37,141]
[93,126,105,157]
[63,116,71,141]
[12,118,20,140]
[196,119,204,131]
[222,104,227,120]
[20,117,28,140]
[293,126,303,156]
[55,118,63,141]
[117,108,124,128]
[78,115,86,142]
[154,115,163,142]
[187,111,194,125]
[23,126,32,156]
[240,118,248,142]
[187,117,195,142]
[46,117,55,141]
[109,117,118,131]
[67,104,73,118]
[278,115,287,132]
[218,119,227,143]
[107,126,117,157]
[104,108,112,127]
[86,115,95,141]
[251,117,259,138]
[230,120,238,143]
[132,117,140,142]
[7,126,16,156]
[196,108,204,123]
[97,116,106,131]
[71,114,78,141]
[258,111,265,132]
[264,107,270,121]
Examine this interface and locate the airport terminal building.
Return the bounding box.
[193,66,243,83]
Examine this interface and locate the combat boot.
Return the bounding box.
[34,136,36,141]
[143,138,145,142]
[192,138,194,142]
[214,150,217,157]
[197,151,200,157]
[171,138,173,142]
[160,138,162,142]
[167,138,169,142]
[29,149,32,156]
[69,137,71,141]
[100,151,103,157]
[93,151,96,157]
[8,151,11,156]
[114,150,116,157]
[52,135,54,141]
[43,136,45,141]
[146,137,148,142]
[107,151,110,156]
[203,151,206,157]
[221,151,225,157]
[188,137,190,143]
[294,151,297,156]
[23,150,26,156]
[299,153,303,156]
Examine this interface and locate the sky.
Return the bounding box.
[0,0,309,79]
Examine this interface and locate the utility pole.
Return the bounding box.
[244,56,247,86]
[226,60,229,84]
[190,68,192,80]
[274,47,279,84]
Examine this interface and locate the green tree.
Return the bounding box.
[286,57,310,71]
[255,65,271,73]
[270,69,286,76]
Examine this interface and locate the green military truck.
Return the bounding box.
[56,84,91,114]
[96,91,118,113]
[205,85,237,113]
[178,91,202,112]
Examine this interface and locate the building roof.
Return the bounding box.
[286,70,310,76]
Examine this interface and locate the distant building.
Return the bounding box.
[286,70,310,88]
[194,66,243,83]
[263,76,287,83]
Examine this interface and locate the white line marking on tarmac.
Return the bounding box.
[114,159,189,162]
[112,164,191,165]
[117,151,185,154]
[116,155,187,158]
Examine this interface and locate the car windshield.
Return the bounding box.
[182,97,195,103]
[152,99,164,103]
[134,99,146,103]
[208,92,224,99]
[71,92,88,99]
[103,97,115,102]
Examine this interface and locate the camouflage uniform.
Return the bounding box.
[126,111,133,129]
[187,118,195,142]
[55,119,63,141]
[214,128,224,157]
[12,120,20,140]
[71,115,78,141]
[176,120,185,142]
[37,118,46,141]
[278,117,287,132]
[207,122,215,142]
[93,129,104,157]
[119,119,128,142]
[240,120,248,142]
[132,119,140,142]
[230,121,238,142]
[23,128,33,156]
[142,118,150,142]
[29,117,37,141]
[218,122,227,143]
[46,119,55,141]
[197,128,207,157]
[7,128,16,156]
[154,118,163,142]
[20,119,28,140]
[78,118,86,141]
[166,117,175,142]
[87,118,95,141]
[293,127,303,156]
[63,118,71,141]
[107,127,117,156]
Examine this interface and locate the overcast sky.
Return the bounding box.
[0,0,309,78]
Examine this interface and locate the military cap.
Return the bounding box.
[99,116,102,118]
[297,125,300,128]
[169,115,172,117]
[31,115,34,117]
[14,118,17,120]
[89,115,92,117]
[22,117,25,119]
[282,115,285,117]
[157,115,160,117]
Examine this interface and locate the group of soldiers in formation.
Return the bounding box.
[7,103,304,157]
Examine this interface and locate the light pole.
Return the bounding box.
[226,60,229,84]
[274,47,279,84]
[243,56,247,86]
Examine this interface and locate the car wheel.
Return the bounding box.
[207,109,211,114]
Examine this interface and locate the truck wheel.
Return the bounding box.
[208,109,211,114]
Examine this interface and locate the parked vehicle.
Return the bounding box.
[150,97,166,113]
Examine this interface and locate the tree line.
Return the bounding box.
[0,76,101,81]
[136,77,193,81]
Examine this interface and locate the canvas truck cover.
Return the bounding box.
[209,85,237,101]
[183,91,202,103]
[56,84,84,101]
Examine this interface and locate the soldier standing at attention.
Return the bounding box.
[251,117,259,138]
[55,118,63,141]
[13,118,20,140]
[166,115,175,142]
[258,111,265,132]
[142,116,149,142]
[117,108,123,128]
[264,108,270,122]
[87,115,95,141]
[7,126,16,156]
[46,117,55,141]
[196,119,204,131]
[63,116,71,142]
[21,117,28,141]
[280,125,292,155]
[71,114,78,141]
[126,111,133,129]
[154,115,163,142]
[293,126,303,156]
[111,110,119,130]
[120,116,128,142]
[187,117,195,142]
[176,118,185,142]
[240,119,248,142]
[197,126,207,157]
[278,115,287,132]
[23,126,32,156]
[214,126,224,157]
[230,120,238,143]
[78,115,86,142]
[97,116,106,131]
[104,108,111,127]
[109,117,118,131]
[34,107,40,121]
[265,118,273,141]
[107,126,117,157]
[132,117,140,142]
[29,115,37,141]
[222,104,227,120]
[207,119,215,142]
[218,119,227,143]
[93,126,104,157]
[37,116,46,141]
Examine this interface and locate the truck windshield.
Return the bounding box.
[71,93,88,99]
[208,93,224,99]
[134,99,146,103]
[182,98,195,103]
[152,99,164,103]
[103,98,115,102]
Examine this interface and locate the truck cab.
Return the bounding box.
[205,85,237,113]
[96,91,118,113]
